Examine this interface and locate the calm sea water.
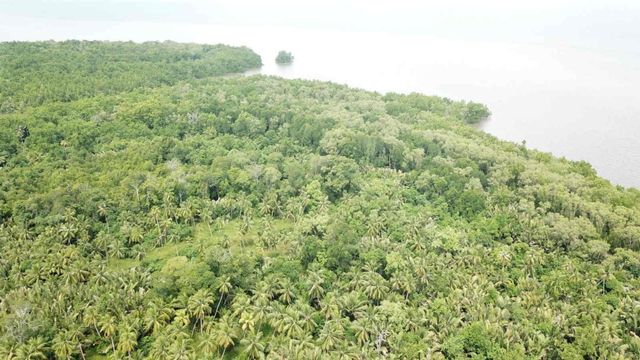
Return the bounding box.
[1,18,639,188]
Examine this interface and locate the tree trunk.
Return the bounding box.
[214,294,224,318]
[78,344,86,360]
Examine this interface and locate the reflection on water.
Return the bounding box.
[1,18,639,188]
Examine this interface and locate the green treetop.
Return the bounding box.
[275,50,294,64]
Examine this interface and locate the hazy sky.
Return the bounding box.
[2,0,640,53]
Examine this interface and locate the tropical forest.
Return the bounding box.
[1,41,640,360]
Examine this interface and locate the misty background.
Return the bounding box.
[2,1,640,54]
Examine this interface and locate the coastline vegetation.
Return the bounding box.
[1,41,639,359]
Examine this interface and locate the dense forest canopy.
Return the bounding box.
[0,41,262,111]
[1,41,640,360]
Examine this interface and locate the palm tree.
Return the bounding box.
[408,236,427,252]
[307,274,325,302]
[263,335,289,359]
[296,303,317,334]
[143,302,172,335]
[317,321,343,352]
[61,261,90,286]
[99,315,117,352]
[147,333,170,360]
[239,311,257,333]
[338,292,367,320]
[83,305,101,337]
[0,341,17,360]
[199,328,218,359]
[316,195,330,213]
[201,212,215,236]
[117,324,138,358]
[241,331,266,360]
[240,215,252,235]
[24,264,47,286]
[162,192,176,218]
[97,203,110,231]
[412,258,431,288]
[214,315,237,358]
[11,223,32,242]
[168,338,192,360]
[277,279,295,305]
[66,325,87,360]
[363,274,388,303]
[157,218,172,246]
[16,337,47,360]
[176,205,194,225]
[260,280,279,302]
[366,211,386,237]
[174,309,191,328]
[97,202,109,218]
[126,226,144,245]
[259,200,274,217]
[250,303,271,329]
[214,275,233,317]
[107,240,126,259]
[57,223,78,244]
[221,234,231,249]
[231,294,252,318]
[523,249,543,277]
[269,307,287,336]
[352,320,370,346]
[390,273,415,299]
[187,289,214,333]
[289,335,315,358]
[319,294,341,320]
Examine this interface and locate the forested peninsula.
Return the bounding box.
[1,41,640,359]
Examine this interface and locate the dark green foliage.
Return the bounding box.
[464,101,492,123]
[275,50,294,64]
